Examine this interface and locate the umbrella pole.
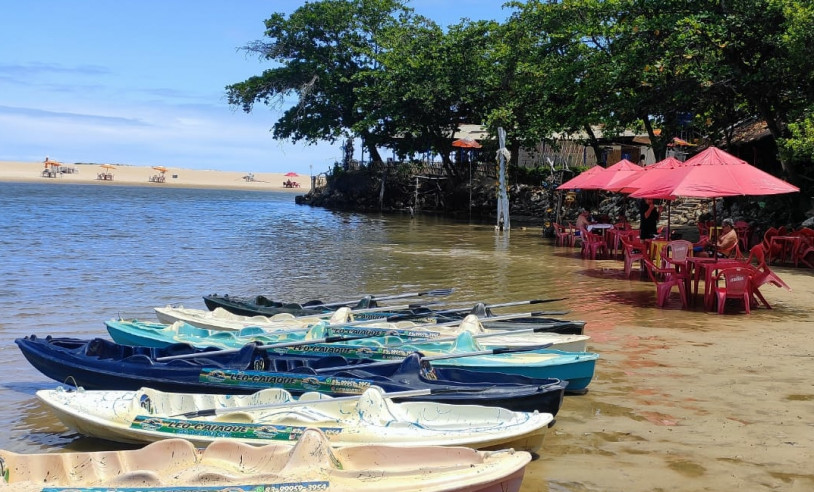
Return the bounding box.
[712,198,718,262]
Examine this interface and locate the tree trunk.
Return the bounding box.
[584,125,604,167]
[757,102,797,182]
[642,116,667,161]
[365,141,383,163]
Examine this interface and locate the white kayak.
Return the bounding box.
[0,428,531,492]
[146,308,590,352]
[154,304,351,332]
[37,386,553,453]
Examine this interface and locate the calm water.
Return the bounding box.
[0,181,750,457]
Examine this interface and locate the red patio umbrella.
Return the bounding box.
[614,157,686,237]
[555,165,605,190]
[577,159,643,191]
[630,147,798,199]
[630,147,799,254]
[284,172,299,177]
[612,157,683,194]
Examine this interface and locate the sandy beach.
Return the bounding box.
[0,160,311,192]
[522,262,814,491]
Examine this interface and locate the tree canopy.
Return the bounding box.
[227,0,813,186]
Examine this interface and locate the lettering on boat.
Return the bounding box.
[131,415,343,440]
[199,369,373,393]
[329,326,440,338]
[266,344,415,360]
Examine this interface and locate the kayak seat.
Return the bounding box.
[255,295,278,306]
[237,327,266,337]
[309,356,352,369]
[164,358,202,367]
[161,342,202,357]
[122,354,155,365]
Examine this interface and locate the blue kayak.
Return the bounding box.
[105,319,597,391]
[15,335,568,415]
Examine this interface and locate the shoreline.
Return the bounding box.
[0,161,310,193]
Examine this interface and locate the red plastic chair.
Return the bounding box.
[794,228,814,268]
[744,245,791,308]
[662,240,694,298]
[569,222,583,250]
[621,235,645,277]
[579,227,607,260]
[734,221,751,251]
[553,223,572,247]
[642,256,688,308]
[712,267,753,314]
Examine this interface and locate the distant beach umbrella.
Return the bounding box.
[153,166,168,173]
[100,164,116,170]
[285,172,299,177]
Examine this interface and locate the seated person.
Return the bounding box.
[696,218,738,257]
[575,209,592,231]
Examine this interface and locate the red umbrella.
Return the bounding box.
[577,159,643,190]
[630,147,799,254]
[629,147,798,199]
[613,156,684,194]
[555,166,605,190]
[284,172,299,177]
[451,138,482,149]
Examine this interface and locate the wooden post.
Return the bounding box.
[496,127,510,232]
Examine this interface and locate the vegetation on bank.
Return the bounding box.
[228,0,812,191]
[296,163,810,239]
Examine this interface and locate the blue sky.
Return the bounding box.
[0,1,510,173]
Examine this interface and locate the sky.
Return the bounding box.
[0,1,511,174]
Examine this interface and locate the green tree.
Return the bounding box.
[225,0,414,163]
[357,18,502,178]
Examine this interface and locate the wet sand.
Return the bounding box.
[0,161,310,192]
[522,263,814,491]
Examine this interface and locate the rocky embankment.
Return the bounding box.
[296,170,812,240]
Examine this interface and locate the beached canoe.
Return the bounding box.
[0,428,532,492]
[147,321,597,391]
[202,292,422,317]
[106,315,591,352]
[202,294,584,333]
[36,385,553,453]
[15,336,568,414]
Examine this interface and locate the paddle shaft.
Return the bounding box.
[434,297,567,315]
[288,302,441,321]
[377,322,583,346]
[314,342,554,373]
[314,288,453,309]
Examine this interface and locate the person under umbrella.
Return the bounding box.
[696,218,739,258]
[639,198,663,240]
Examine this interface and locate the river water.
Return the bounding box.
[1,181,811,491]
